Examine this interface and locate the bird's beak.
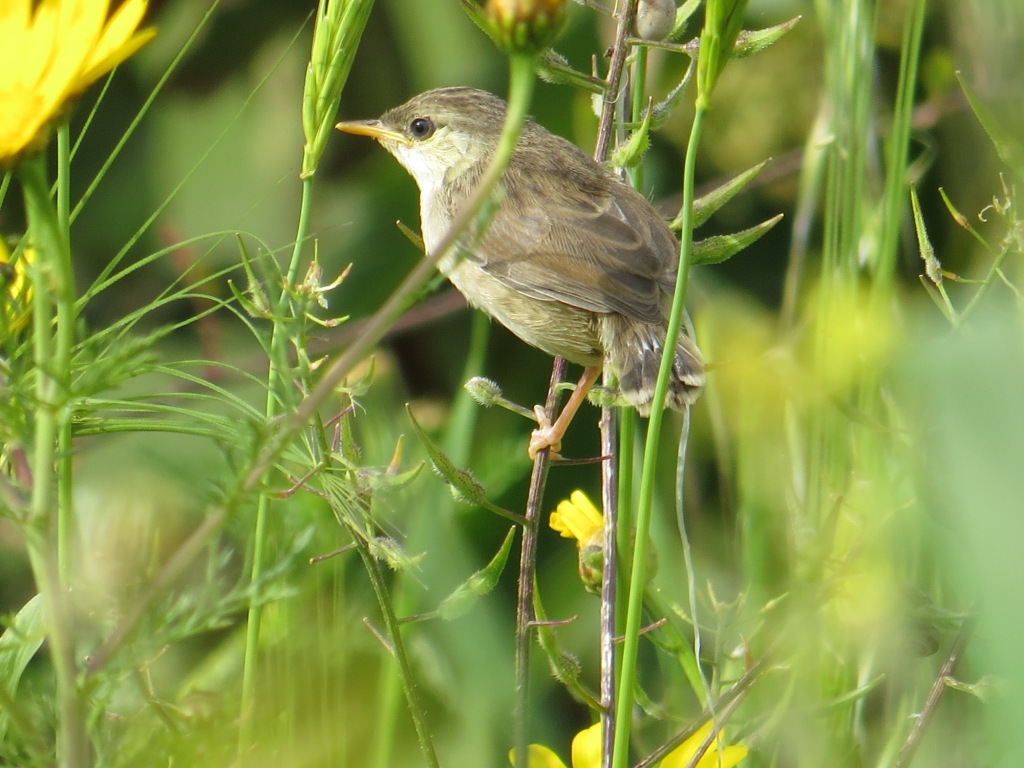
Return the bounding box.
[335,119,409,145]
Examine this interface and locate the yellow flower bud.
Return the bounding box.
[483,0,566,52]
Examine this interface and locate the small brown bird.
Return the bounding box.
[337,87,703,458]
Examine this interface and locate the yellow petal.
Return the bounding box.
[570,722,602,768]
[550,490,603,544]
[0,0,32,77]
[698,744,749,768]
[0,0,153,163]
[509,744,570,768]
[40,0,107,103]
[659,723,750,768]
[79,0,153,88]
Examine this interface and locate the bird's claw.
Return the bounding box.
[529,405,562,460]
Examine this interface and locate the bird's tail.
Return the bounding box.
[601,315,705,416]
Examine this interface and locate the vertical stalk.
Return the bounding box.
[55,125,75,583]
[21,153,88,767]
[601,35,646,767]
[611,103,707,768]
[370,311,490,768]
[238,173,315,754]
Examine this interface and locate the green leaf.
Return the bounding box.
[691,213,783,265]
[608,105,653,169]
[679,158,769,229]
[406,406,526,525]
[911,187,942,286]
[369,536,423,572]
[733,16,801,59]
[912,187,957,322]
[648,61,695,130]
[438,527,516,620]
[0,595,44,743]
[668,0,703,41]
[533,591,601,709]
[957,71,1024,177]
[536,50,604,94]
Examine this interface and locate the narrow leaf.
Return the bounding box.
[0,595,44,742]
[608,104,653,169]
[691,213,783,265]
[733,16,801,59]
[910,187,942,286]
[406,406,526,524]
[438,527,516,620]
[681,158,769,229]
[956,71,1024,176]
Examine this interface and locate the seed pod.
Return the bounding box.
[635,0,676,41]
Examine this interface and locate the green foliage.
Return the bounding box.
[0,1,1017,766]
[0,596,43,745]
[438,526,516,620]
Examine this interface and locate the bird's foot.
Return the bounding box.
[529,405,563,460]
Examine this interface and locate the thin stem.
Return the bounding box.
[595,0,639,161]
[515,358,561,768]
[355,537,441,768]
[56,125,74,582]
[893,617,975,768]
[872,0,927,296]
[239,172,316,754]
[599,391,619,767]
[370,310,490,768]
[611,104,706,768]
[601,32,646,766]
[21,153,89,768]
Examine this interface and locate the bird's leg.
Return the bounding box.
[529,366,602,460]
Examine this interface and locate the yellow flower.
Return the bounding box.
[550,490,604,592]
[512,721,749,768]
[0,0,156,167]
[550,490,603,550]
[0,241,34,335]
[659,722,749,768]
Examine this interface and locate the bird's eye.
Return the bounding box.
[408,117,434,139]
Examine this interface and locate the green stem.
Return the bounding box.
[369,311,490,768]
[56,125,74,582]
[872,0,926,296]
[356,536,440,768]
[238,173,316,754]
[21,153,88,767]
[602,41,646,765]
[611,104,706,768]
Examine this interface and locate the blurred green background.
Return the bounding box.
[2,0,1023,766]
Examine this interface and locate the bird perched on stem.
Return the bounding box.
[337,87,703,458]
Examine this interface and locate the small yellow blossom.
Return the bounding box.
[550,490,605,591]
[550,490,603,550]
[659,722,749,768]
[512,720,749,768]
[0,241,34,335]
[0,0,156,167]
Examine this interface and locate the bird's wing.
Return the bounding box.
[470,169,678,325]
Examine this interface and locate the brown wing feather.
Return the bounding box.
[459,129,679,326]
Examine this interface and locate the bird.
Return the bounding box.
[336,87,703,458]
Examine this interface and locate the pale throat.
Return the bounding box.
[387,127,487,255]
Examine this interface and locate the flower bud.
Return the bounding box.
[483,0,566,53]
